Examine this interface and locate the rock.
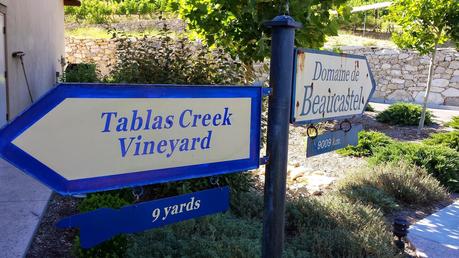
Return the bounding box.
[289,166,306,181]
[403,74,414,80]
[449,61,459,69]
[390,70,402,76]
[381,63,391,69]
[388,90,413,101]
[454,70,459,76]
[431,79,449,87]
[404,65,418,71]
[399,53,410,59]
[391,78,405,84]
[376,49,399,55]
[435,66,446,74]
[431,87,445,93]
[442,88,459,97]
[451,76,459,83]
[304,175,336,189]
[414,92,444,105]
[420,57,431,64]
[445,97,459,106]
[387,84,399,90]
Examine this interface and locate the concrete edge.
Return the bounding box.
[22,191,53,258]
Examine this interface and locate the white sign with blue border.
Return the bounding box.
[0,84,262,195]
[291,48,376,124]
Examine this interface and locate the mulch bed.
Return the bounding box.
[26,194,80,258]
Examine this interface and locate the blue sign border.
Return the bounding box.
[290,48,377,125]
[0,83,262,195]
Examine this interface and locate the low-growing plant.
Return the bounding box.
[284,195,396,258]
[337,162,449,213]
[424,131,459,152]
[337,130,393,157]
[370,142,459,192]
[65,63,99,83]
[108,26,245,85]
[446,116,459,129]
[142,173,256,201]
[376,102,432,126]
[73,193,130,258]
[126,214,262,258]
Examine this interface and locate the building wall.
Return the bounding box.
[0,0,65,119]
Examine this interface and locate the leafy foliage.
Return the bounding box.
[284,194,396,258]
[370,142,459,192]
[376,102,432,126]
[126,214,262,258]
[73,194,130,258]
[65,0,167,24]
[170,0,348,64]
[337,162,449,213]
[65,63,100,83]
[388,0,459,55]
[109,28,245,85]
[446,116,459,129]
[337,130,393,157]
[424,131,459,152]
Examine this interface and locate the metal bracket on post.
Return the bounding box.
[262,87,273,97]
[259,155,269,165]
[262,15,302,258]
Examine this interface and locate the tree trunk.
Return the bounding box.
[417,44,438,135]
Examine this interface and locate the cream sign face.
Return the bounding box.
[0,84,262,195]
[291,49,376,124]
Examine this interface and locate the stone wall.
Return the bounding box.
[65,38,117,76]
[341,47,459,106]
[65,37,459,106]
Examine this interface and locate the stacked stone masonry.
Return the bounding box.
[65,37,459,106]
[341,46,459,106]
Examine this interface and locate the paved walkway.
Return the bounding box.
[408,201,459,257]
[0,158,51,258]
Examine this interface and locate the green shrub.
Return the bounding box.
[65,63,99,83]
[446,116,459,129]
[370,142,459,192]
[142,173,256,201]
[126,214,262,258]
[337,162,449,213]
[284,195,396,258]
[376,102,432,126]
[108,29,245,85]
[337,130,393,157]
[424,131,459,151]
[73,193,130,258]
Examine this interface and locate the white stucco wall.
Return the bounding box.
[0,0,64,119]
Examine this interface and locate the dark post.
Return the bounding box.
[262,15,301,258]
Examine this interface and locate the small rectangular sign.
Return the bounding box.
[57,187,230,248]
[0,84,262,195]
[306,124,362,157]
[291,48,376,124]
